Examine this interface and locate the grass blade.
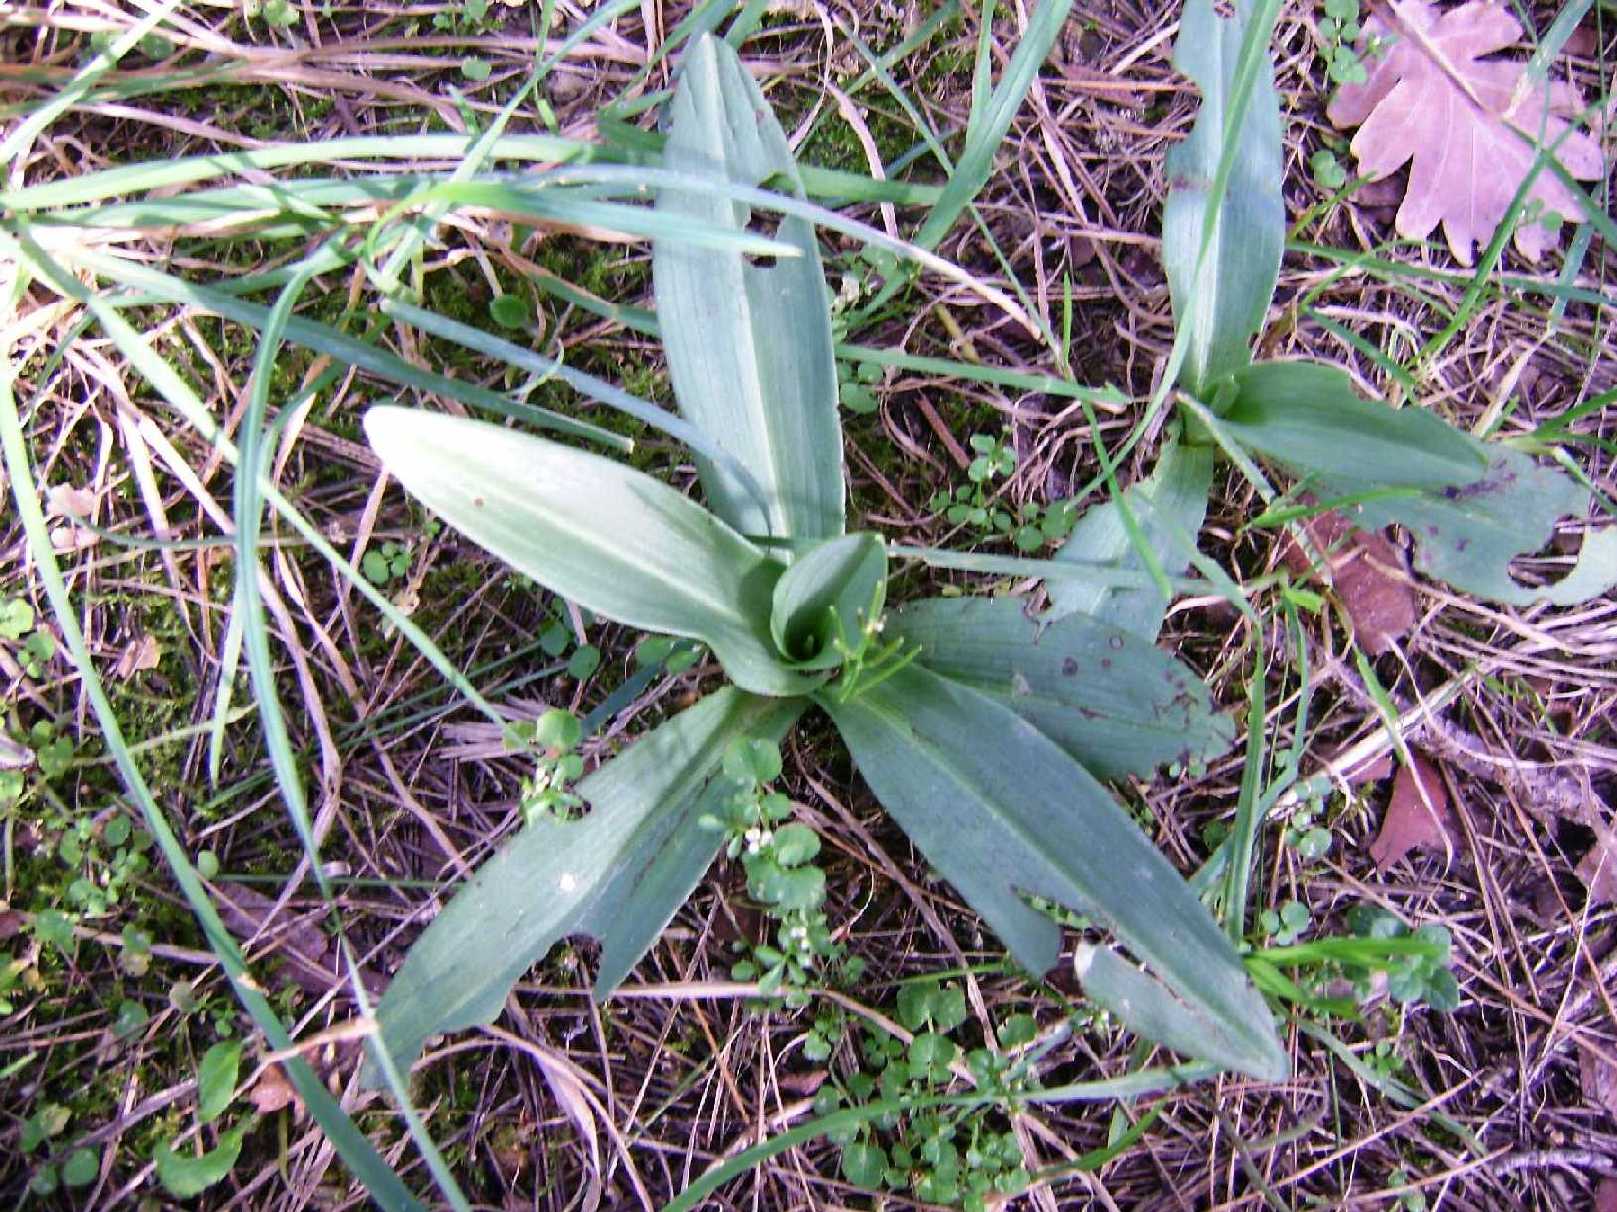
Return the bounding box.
[914,0,1076,250]
[0,281,428,1212]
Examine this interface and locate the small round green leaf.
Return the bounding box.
[841,1142,887,1188]
[489,294,532,329]
[61,1147,98,1187]
[532,709,581,754]
[997,1012,1037,1048]
[770,822,820,867]
[154,1126,245,1198]
[197,1040,242,1124]
[723,737,782,785]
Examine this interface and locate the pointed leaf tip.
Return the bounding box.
[654,34,845,544]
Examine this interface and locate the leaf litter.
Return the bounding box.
[1369,752,1457,870]
[1328,0,1603,263]
[1281,508,1418,655]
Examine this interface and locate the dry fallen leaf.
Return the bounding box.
[1575,830,1617,907]
[214,882,383,999]
[1328,0,1602,264]
[1282,510,1418,655]
[247,1064,303,1117]
[113,634,161,680]
[1581,1048,1617,1122]
[1370,753,1457,870]
[46,483,96,518]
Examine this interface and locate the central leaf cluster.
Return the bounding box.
[767,533,887,671]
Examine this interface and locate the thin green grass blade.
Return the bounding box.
[8,230,508,732]
[48,242,630,451]
[1221,647,1267,943]
[231,271,471,1208]
[840,344,1128,407]
[0,287,427,1212]
[14,239,480,1206]
[914,0,1076,250]
[0,0,182,167]
[234,264,333,891]
[379,297,766,509]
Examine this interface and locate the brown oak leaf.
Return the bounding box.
[1281,510,1418,655]
[1370,753,1457,869]
[1328,0,1602,264]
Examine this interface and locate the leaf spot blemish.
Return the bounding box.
[1061,657,1079,677]
[473,496,485,508]
[1107,635,1124,650]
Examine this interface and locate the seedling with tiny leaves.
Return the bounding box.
[364,35,1285,1086]
[1317,0,1370,85]
[360,540,412,586]
[930,432,1078,552]
[709,736,854,1003]
[1,596,57,679]
[820,981,1038,1209]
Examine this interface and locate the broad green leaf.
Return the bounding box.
[889,597,1233,781]
[821,666,1286,1080]
[370,689,804,1078]
[1222,362,1486,489]
[1320,445,1617,606]
[1047,436,1215,639]
[1071,944,1283,1077]
[653,34,845,543]
[1162,0,1284,394]
[196,1041,242,1125]
[365,407,818,698]
[154,1126,245,1199]
[770,533,887,669]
